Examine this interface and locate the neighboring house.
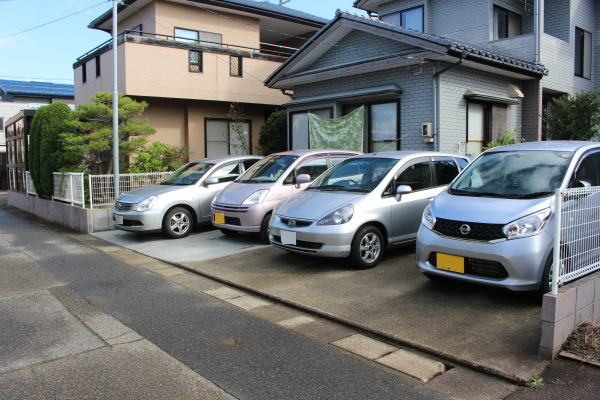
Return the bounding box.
[74,0,327,159]
[265,0,598,157]
[0,80,75,190]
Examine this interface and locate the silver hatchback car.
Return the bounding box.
[416,141,600,294]
[269,151,469,269]
[113,155,262,238]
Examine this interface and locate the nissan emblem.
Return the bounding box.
[460,224,471,235]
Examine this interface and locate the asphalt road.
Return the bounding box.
[0,200,460,399]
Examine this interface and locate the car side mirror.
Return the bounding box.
[395,185,412,201]
[295,174,311,188]
[204,177,220,186]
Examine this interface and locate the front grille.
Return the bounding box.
[433,218,505,241]
[279,218,313,228]
[115,201,133,212]
[122,219,144,227]
[428,252,509,279]
[224,216,241,226]
[272,235,323,250]
[212,202,249,213]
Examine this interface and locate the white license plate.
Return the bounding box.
[115,215,124,225]
[281,229,297,245]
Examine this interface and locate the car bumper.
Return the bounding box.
[211,203,267,233]
[113,210,162,233]
[269,216,356,257]
[416,225,553,291]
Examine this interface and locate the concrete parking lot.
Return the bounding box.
[93,226,549,383]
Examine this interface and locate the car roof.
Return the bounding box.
[485,140,600,153]
[353,150,467,160]
[269,149,362,157]
[189,155,263,164]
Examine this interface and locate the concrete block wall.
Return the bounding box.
[539,271,600,359]
[7,191,115,233]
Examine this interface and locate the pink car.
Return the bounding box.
[211,149,362,242]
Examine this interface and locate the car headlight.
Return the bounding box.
[317,204,354,225]
[503,208,551,239]
[133,196,158,212]
[243,189,269,205]
[422,204,435,230]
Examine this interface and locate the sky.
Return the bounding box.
[0,0,366,84]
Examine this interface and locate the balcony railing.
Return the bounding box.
[76,30,298,63]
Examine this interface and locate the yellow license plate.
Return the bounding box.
[436,253,465,274]
[214,213,225,224]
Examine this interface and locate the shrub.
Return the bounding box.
[257,109,287,156]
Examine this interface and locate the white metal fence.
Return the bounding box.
[25,172,86,206]
[89,172,172,208]
[553,186,600,294]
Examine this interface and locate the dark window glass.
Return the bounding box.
[130,24,142,36]
[433,160,460,185]
[575,27,592,79]
[493,6,521,40]
[82,62,87,84]
[95,56,101,78]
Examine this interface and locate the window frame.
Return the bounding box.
[230,55,242,77]
[493,5,522,40]
[575,27,592,79]
[189,50,202,73]
[81,62,87,84]
[380,5,424,32]
[129,23,142,36]
[95,56,101,78]
[289,107,334,150]
[204,117,252,157]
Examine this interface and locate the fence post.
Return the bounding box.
[552,189,563,295]
[69,173,74,206]
[89,174,94,210]
[80,173,86,208]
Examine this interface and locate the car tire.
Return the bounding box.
[259,212,272,244]
[163,207,193,239]
[538,248,567,297]
[219,228,238,236]
[349,225,384,269]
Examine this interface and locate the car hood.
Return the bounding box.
[215,182,274,205]
[277,190,361,220]
[431,190,554,224]
[117,184,189,202]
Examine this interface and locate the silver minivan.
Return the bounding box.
[269,151,469,268]
[211,149,362,242]
[113,155,262,238]
[416,141,600,294]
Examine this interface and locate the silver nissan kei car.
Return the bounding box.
[416,141,600,295]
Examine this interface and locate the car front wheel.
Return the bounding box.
[349,225,384,269]
[163,207,193,239]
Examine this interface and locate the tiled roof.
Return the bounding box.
[0,79,74,98]
[340,11,548,76]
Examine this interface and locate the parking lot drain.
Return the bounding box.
[331,334,398,360]
[276,316,316,329]
[376,349,446,382]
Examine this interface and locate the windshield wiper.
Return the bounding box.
[318,185,346,191]
[239,179,259,183]
[516,191,554,199]
[473,192,517,198]
[449,188,478,196]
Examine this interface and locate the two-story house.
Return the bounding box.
[266,0,597,157]
[74,0,327,158]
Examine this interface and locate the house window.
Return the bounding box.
[575,27,592,79]
[343,101,400,153]
[230,56,242,77]
[0,117,4,131]
[129,23,142,36]
[95,56,101,78]
[189,51,202,73]
[466,101,508,157]
[205,119,251,157]
[380,5,424,32]
[82,62,87,84]
[175,28,222,47]
[493,6,521,40]
[290,108,333,150]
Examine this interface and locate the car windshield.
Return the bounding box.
[160,162,213,185]
[449,150,573,198]
[308,157,398,193]
[237,155,298,183]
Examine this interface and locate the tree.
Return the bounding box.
[543,91,600,140]
[483,126,524,151]
[28,102,74,197]
[257,109,287,156]
[226,102,250,155]
[61,92,156,175]
[127,142,193,173]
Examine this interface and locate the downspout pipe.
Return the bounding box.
[534,0,540,64]
[431,51,467,152]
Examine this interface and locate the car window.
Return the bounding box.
[571,151,600,188]
[395,162,433,191]
[238,155,298,183]
[455,157,470,170]
[160,162,213,185]
[284,157,329,184]
[209,163,241,183]
[310,157,398,193]
[433,160,460,185]
[242,158,260,170]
